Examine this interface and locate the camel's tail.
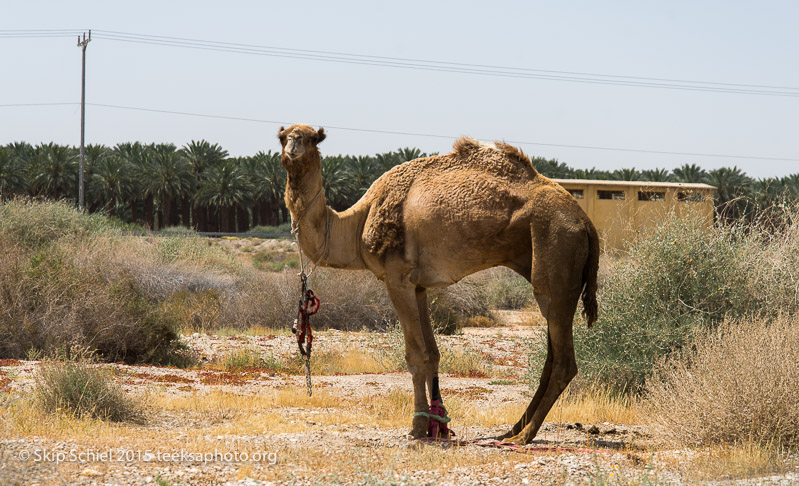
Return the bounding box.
[581,220,600,328]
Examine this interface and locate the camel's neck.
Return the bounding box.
[285,160,366,271]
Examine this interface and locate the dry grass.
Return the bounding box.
[678,442,797,482]
[647,314,799,450]
[34,359,144,423]
[545,386,642,426]
[210,346,401,376]
[439,348,494,378]
[462,316,501,328]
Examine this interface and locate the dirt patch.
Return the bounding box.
[0,322,746,484]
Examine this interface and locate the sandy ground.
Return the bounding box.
[1,316,796,485]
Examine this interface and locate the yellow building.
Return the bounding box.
[553,179,716,252]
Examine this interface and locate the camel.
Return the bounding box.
[278,123,599,444]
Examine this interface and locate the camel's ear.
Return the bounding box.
[314,127,326,145]
[278,126,287,147]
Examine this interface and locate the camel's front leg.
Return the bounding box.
[416,287,448,438]
[385,278,435,439]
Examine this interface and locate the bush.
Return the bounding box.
[0,198,119,248]
[0,242,190,364]
[0,201,192,365]
[529,213,761,392]
[529,208,799,394]
[34,357,143,422]
[480,267,534,310]
[647,315,799,449]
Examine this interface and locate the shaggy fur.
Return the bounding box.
[362,137,538,257]
[278,124,600,444]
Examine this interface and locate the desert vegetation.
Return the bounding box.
[2,198,799,483]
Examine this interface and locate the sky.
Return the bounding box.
[2,0,798,178]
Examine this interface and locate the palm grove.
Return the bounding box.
[0,140,797,230]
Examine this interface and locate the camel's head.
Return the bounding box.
[278,124,326,168]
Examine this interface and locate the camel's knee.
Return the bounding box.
[429,348,441,370]
[406,348,437,370]
[551,358,578,389]
[534,292,550,320]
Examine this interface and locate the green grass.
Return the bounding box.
[249,223,292,235]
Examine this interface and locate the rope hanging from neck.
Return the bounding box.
[292,272,320,396]
[289,186,328,397]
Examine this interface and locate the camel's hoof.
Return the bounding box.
[496,429,515,440]
[501,433,531,446]
[410,415,429,439]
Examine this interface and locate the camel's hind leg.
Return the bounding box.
[503,295,579,444]
[498,303,552,439]
[502,222,586,444]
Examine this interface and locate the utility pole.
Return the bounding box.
[77,30,91,211]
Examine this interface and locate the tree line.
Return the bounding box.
[0,140,796,231]
[0,141,427,232]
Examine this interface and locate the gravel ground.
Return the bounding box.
[1,320,795,485]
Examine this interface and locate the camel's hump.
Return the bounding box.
[452,137,535,172]
[362,138,537,257]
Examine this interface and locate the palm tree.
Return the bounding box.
[140,144,193,229]
[398,147,423,163]
[181,140,228,231]
[532,158,573,178]
[83,144,113,212]
[611,167,642,181]
[641,168,673,182]
[0,147,28,199]
[347,155,379,200]
[246,150,285,226]
[7,142,34,194]
[572,167,610,180]
[29,143,78,201]
[780,174,799,200]
[704,166,752,223]
[195,161,254,232]
[89,154,130,218]
[114,142,150,226]
[672,163,707,183]
[321,155,356,210]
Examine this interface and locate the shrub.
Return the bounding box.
[533,214,759,392]
[647,315,799,449]
[0,198,119,248]
[161,290,223,333]
[529,207,799,394]
[295,269,397,331]
[0,201,192,365]
[480,267,534,310]
[34,358,143,422]
[156,234,239,273]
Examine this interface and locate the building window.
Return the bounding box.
[598,190,625,200]
[677,192,705,202]
[568,189,584,199]
[638,191,665,201]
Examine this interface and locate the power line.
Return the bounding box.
[3,28,798,97]
[87,30,799,98]
[0,29,87,39]
[82,102,799,163]
[2,100,796,162]
[0,102,79,107]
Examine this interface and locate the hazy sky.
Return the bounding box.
[2,1,798,178]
